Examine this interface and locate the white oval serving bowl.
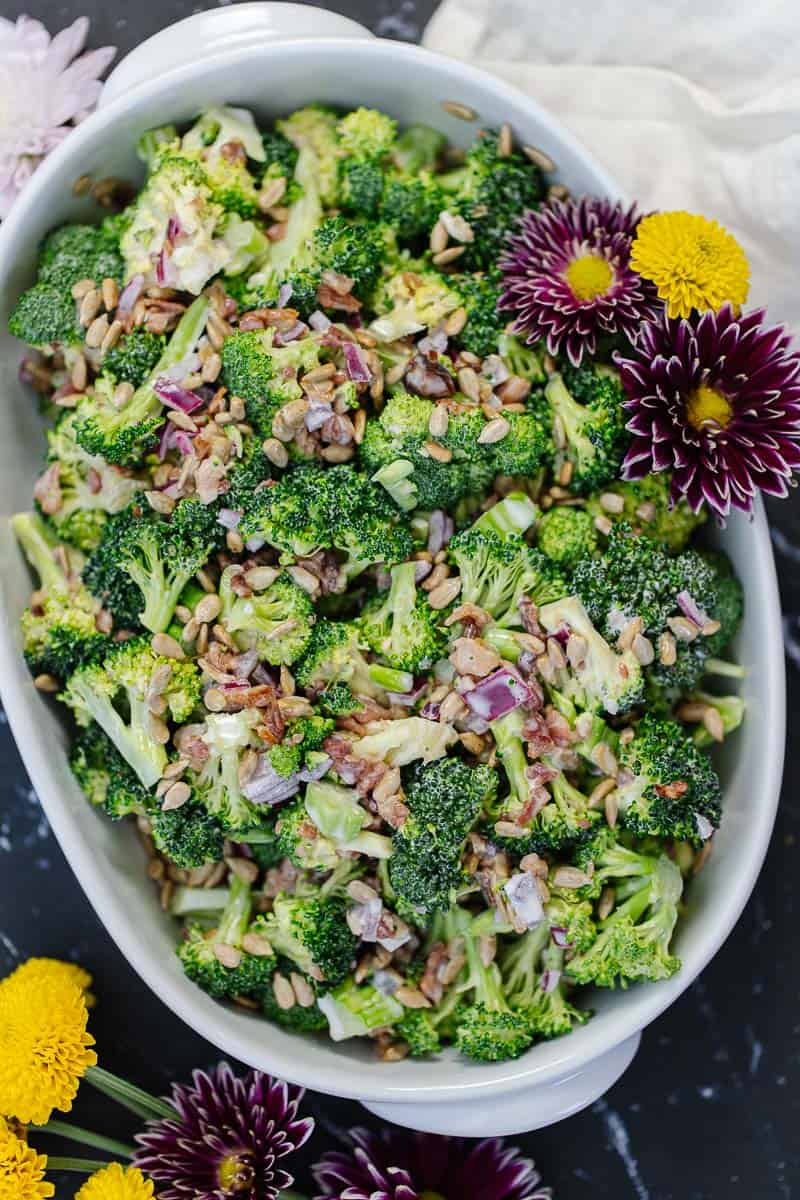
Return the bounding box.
[0,3,786,1136]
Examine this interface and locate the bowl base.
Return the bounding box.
[360,1032,641,1136]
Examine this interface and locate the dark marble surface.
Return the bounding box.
[1,3,798,1196]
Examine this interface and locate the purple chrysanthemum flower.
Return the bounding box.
[312,1127,552,1200]
[617,303,800,520]
[132,1063,314,1200]
[499,197,661,366]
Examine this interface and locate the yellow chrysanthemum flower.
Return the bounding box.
[630,211,750,318]
[6,959,95,1007]
[0,961,97,1125]
[0,1116,54,1200]
[74,1163,154,1200]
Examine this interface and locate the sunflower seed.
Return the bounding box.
[152,632,185,659]
[85,314,109,348]
[432,245,466,267]
[213,943,243,969]
[478,417,510,444]
[441,100,478,121]
[522,144,556,172]
[429,219,448,255]
[497,122,513,157]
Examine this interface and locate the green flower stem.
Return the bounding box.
[47,1157,112,1173]
[85,1065,175,1121]
[33,1118,135,1159]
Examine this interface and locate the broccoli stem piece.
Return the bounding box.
[491,707,530,810]
[482,625,523,663]
[169,886,230,918]
[216,875,253,947]
[475,492,539,539]
[141,294,210,405]
[12,511,81,593]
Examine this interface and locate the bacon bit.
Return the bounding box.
[317,282,362,312]
[655,779,689,799]
[544,705,576,748]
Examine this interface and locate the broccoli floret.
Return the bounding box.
[70,722,153,820]
[501,923,589,1039]
[350,716,459,769]
[537,507,599,573]
[262,956,328,1032]
[538,594,645,714]
[545,893,597,953]
[453,272,505,359]
[181,105,265,218]
[186,710,265,834]
[610,714,722,845]
[177,875,277,1001]
[10,222,124,351]
[223,437,272,512]
[219,566,315,665]
[313,216,385,298]
[61,635,201,787]
[448,495,566,626]
[43,412,146,551]
[102,329,166,388]
[84,497,221,634]
[254,892,356,987]
[338,107,397,160]
[13,511,107,678]
[360,561,446,672]
[686,691,745,748]
[379,173,445,243]
[220,327,322,434]
[239,464,413,575]
[586,475,705,553]
[76,294,209,465]
[388,758,497,919]
[277,105,341,208]
[496,333,546,384]
[454,909,535,1062]
[361,390,495,512]
[150,801,225,868]
[439,130,545,271]
[545,368,628,494]
[266,713,334,779]
[257,131,299,184]
[295,619,413,710]
[568,850,683,988]
[392,123,446,173]
[573,523,722,697]
[700,551,744,657]
[339,159,386,218]
[276,781,393,870]
[121,154,266,294]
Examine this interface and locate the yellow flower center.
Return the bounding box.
[686,384,733,431]
[564,253,614,302]
[217,1153,255,1194]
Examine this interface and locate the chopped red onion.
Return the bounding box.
[461,712,490,734]
[503,873,545,928]
[427,509,447,555]
[305,396,334,432]
[231,649,259,679]
[117,273,144,316]
[160,352,202,383]
[155,246,178,288]
[385,680,428,708]
[242,755,301,805]
[551,623,571,646]
[278,281,293,307]
[377,925,412,952]
[482,354,510,386]
[414,560,433,584]
[157,421,176,461]
[418,327,448,355]
[372,969,401,996]
[245,535,265,552]
[349,897,383,942]
[695,812,714,841]
[217,507,242,530]
[343,341,371,383]
[252,664,276,687]
[419,700,441,722]
[551,926,571,949]
[153,377,204,413]
[540,968,561,994]
[517,650,536,675]
[676,590,708,627]
[273,321,308,346]
[309,310,331,332]
[174,430,194,457]
[298,756,332,783]
[464,667,533,722]
[167,215,182,242]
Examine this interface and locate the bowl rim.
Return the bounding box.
[0,34,786,1104]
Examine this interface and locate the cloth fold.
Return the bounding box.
[423,0,800,327]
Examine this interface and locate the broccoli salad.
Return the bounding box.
[10,103,745,1064]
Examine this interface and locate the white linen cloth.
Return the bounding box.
[423,0,800,329]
